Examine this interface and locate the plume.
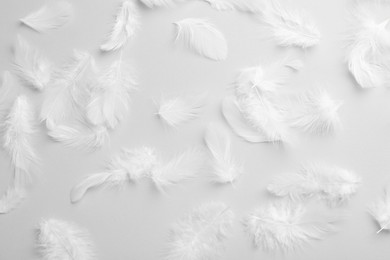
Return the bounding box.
[70,147,158,203]
[204,124,242,184]
[37,219,96,260]
[165,202,234,260]
[13,35,51,91]
[156,94,205,128]
[267,163,361,206]
[244,201,335,252]
[20,1,73,33]
[174,18,228,61]
[369,185,390,233]
[262,0,321,48]
[139,0,177,8]
[101,0,140,52]
[86,58,137,129]
[287,88,342,135]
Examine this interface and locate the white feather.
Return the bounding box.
[369,185,390,233]
[165,202,234,260]
[13,35,51,91]
[262,0,321,48]
[139,0,177,8]
[20,1,73,33]
[156,94,205,128]
[267,163,361,206]
[100,0,140,52]
[287,88,342,135]
[37,219,96,260]
[86,58,137,129]
[202,0,263,13]
[204,124,243,184]
[174,18,228,61]
[0,185,26,214]
[70,147,157,202]
[244,201,335,252]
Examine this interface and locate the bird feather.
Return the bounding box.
[369,185,390,233]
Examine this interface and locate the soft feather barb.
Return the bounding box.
[13,35,51,91]
[101,0,140,52]
[244,201,335,252]
[37,219,96,260]
[204,124,243,184]
[165,202,234,260]
[369,185,390,233]
[20,1,73,33]
[174,18,228,61]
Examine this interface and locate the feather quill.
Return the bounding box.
[165,202,234,260]
[13,35,51,91]
[369,185,390,233]
[174,18,228,61]
[204,124,242,184]
[20,1,73,33]
[267,163,361,206]
[37,219,96,260]
[101,0,140,52]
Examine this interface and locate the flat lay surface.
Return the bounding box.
[1,0,390,259]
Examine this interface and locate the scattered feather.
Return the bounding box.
[174,18,228,61]
[369,185,390,233]
[165,202,234,260]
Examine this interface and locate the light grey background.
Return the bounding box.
[1,0,390,259]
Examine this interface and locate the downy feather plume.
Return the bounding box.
[139,0,177,8]
[37,219,96,260]
[202,0,264,13]
[204,124,243,184]
[287,88,342,135]
[70,147,157,202]
[369,185,390,233]
[13,35,51,91]
[244,201,335,252]
[165,202,234,260]
[346,1,390,88]
[156,94,205,128]
[20,1,73,33]
[86,58,137,129]
[101,0,140,52]
[262,0,321,48]
[174,18,228,61]
[267,162,361,206]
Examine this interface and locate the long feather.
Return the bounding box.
[20,1,73,33]
[204,124,243,184]
[244,201,334,252]
[369,185,390,233]
[262,0,321,48]
[174,18,228,61]
[13,35,51,91]
[37,219,96,260]
[267,163,361,206]
[100,0,140,52]
[165,202,234,260]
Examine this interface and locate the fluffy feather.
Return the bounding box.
[101,0,140,52]
[204,124,242,184]
[287,88,342,135]
[20,1,73,33]
[156,94,205,128]
[262,0,321,48]
[267,163,361,206]
[70,147,157,202]
[139,0,177,8]
[13,35,51,91]
[174,18,228,61]
[165,202,234,260]
[369,185,390,233]
[244,201,334,252]
[86,58,137,129]
[37,219,96,260]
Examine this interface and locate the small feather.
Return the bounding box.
[20,1,73,33]
[165,202,234,260]
[0,185,26,214]
[369,185,390,233]
[174,18,228,61]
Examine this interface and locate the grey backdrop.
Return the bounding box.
[1,0,390,259]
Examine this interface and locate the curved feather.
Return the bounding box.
[165,202,234,260]
[174,18,228,61]
[101,0,140,52]
[20,1,73,33]
[369,185,390,233]
[37,219,96,260]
